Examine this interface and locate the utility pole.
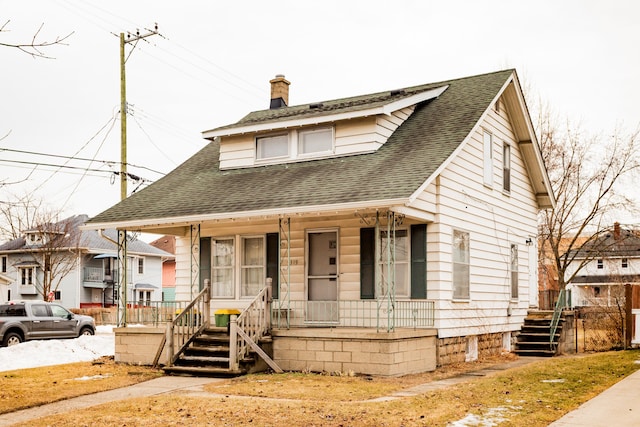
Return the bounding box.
[117,24,158,327]
[119,24,158,201]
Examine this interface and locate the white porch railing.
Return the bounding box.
[271,299,435,330]
[229,279,282,373]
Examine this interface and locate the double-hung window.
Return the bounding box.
[256,134,289,160]
[379,229,409,298]
[298,127,333,156]
[211,236,267,298]
[1,256,6,273]
[510,244,518,299]
[452,230,470,299]
[503,143,511,192]
[20,267,35,285]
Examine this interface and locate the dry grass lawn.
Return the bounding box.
[0,356,161,414]
[5,350,640,426]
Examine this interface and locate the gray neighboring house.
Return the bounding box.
[0,214,171,309]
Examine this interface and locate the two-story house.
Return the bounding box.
[0,214,171,308]
[85,70,554,374]
[566,223,640,307]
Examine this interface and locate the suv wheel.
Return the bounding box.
[79,327,94,337]
[3,332,23,347]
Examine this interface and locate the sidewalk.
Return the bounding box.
[548,367,640,427]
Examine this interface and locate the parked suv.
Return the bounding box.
[0,301,95,347]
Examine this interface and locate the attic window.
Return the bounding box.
[298,127,333,155]
[256,134,289,160]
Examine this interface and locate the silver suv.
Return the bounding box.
[0,301,95,347]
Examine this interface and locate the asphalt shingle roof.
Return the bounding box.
[88,70,514,225]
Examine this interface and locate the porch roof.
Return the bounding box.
[86,70,550,231]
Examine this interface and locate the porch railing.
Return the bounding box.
[229,279,282,373]
[549,289,567,350]
[157,280,211,368]
[271,299,435,330]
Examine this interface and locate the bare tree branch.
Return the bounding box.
[536,98,640,290]
[0,20,73,59]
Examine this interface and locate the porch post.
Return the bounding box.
[229,314,238,371]
[190,224,200,300]
[204,278,211,327]
[266,277,272,330]
[117,230,128,327]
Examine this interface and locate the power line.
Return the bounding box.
[0,147,166,176]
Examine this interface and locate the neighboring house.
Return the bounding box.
[149,235,176,301]
[566,223,640,307]
[86,69,554,371]
[0,215,171,309]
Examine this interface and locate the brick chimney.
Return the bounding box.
[614,222,621,240]
[269,74,290,109]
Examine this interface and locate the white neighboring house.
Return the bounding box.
[0,214,171,309]
[85,70,554,370]
[566,223,640,307]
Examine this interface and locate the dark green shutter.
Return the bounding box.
[266,233,279,299]
[199,237,211,290]
[360,228,375,299]
[410,224,427,299]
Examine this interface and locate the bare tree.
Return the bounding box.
[24,213,82,301]
[0,193,45,242]
[535,101,640,291]
[0,20,73,59]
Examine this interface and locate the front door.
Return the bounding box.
[306,230,338,323]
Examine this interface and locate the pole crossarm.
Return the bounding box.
[119,24,159,201]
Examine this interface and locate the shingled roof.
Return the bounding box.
[88,70,519,227]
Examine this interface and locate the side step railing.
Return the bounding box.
[229,279,282,373]
[153,280,211,368]
[549,289,566,351]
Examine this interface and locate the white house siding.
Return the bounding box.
[421,104,539,339]
[175,214,426,312]
[218,108,415,169]
[566,256,640,306]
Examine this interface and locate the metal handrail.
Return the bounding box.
[549,289,566,350]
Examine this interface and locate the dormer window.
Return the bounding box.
[256,134,289,160]
[298,127,333,155]
[255,126,334,163]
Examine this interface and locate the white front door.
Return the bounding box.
[306,230,338,323]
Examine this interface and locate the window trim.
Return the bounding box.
[255,133,290,161]
[137,257,145,275]
[452,229,470,300]
[378,228,410,299]
[255,126,335,163]
[510,243,519,300]
[211,237,236,299]
[622,258,628,268]
[297,126,334,157]
[240,235,266,298]
[211,235,268,300]
[502,143,511,193]
[597,259,604,269]
[19,266,35,286]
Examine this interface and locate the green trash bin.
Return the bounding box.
[214,309,240,327]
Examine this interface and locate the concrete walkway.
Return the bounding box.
[548,367,640,427]
[0,357,637,426]
[0,376,224,427]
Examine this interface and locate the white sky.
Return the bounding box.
[1,0,639,226]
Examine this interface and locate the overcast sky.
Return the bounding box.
[1,0,639,228]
